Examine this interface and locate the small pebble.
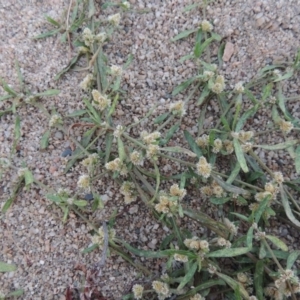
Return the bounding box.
[61,147,72,157]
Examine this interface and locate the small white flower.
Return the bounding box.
[113,125,124,138]
[234,82,244,94]
[201,20,213,32]
[108,13,121,26]
[49,114,62,127]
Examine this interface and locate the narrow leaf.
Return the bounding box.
[24,169,34,186]
[33,29,60,39]
[82,243,99,253]
[207,247,250,258]
[254,260,264,300]
[287,250,300,269]
[265,235,288,251]
[183,130,202,158]
[171,28,198,41]
[177,261,198,290]
[295,145,300,174]
[34,89,60,97]
[55,53,81,80]
[197,84,210,106]
[172,77,196,96]
[0,261,17,272]
[280,186,300,227]
[233,138,249,173]
[216,272,249,299]
[154,112,170,124]
[255,140,298,150]
[212,174,248,195]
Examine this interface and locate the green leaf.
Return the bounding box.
[105,133,113,163]
[67,109,87,118]
[259,243,267,259]
[230,212,249,222]
[179,53,194,63]
[172,77,196,96]
[233,138,249,173]
[280,186,300,227]
[183,130,202,158]
[88,0,95,18]
[211,174,248,195]
[154,112,170,124]
[235,106,257,132]
[210,197,230,205]
[177,261,198,290]
[40,130,50,150]
[6,289,24,297]
[45,15,60,27]
[197,84,210,106]
[83,98,101,124]
[15,60,24,88]
[287,250,300,269]
[295,145,300,174]
[254,260,264,300]
[74,200,88,207]
[255,140,298,150]
[183,3,201,12]
[265,235,288,251]
[97,50,109,92]
[92,193,104,211]
[34,89,60,97]
[0,78,18,96]
[118,137,126,161]
[24,169,34,186]
[33,29,60,39]
[0,261,17,272]
[254,197,270,223]
[217,43,225,66]
[171,28,198,41]
[216,272,249,299]
[193,36,217,59]
[246,227,254,248]
[55,53,82,80]
[207,247,250,258]
[123,54,134,70]
[226,162,241,184]
[161,146,196,157]
[82,243,99,253]
[160,123,180,146]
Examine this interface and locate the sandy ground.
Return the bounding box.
[1,0,300,299]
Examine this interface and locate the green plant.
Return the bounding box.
[1,1,300,299]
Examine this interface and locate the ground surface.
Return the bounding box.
[0,0,300,299]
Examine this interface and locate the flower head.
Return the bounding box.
[132,284,143,300]
[94,32,107,44]
[152,281,171,300]
[234,82,244,94]
[120,181,137,204]
[92,90,111,111]
[80,74,94,91]
[110,65,123,77]
[105,158,128,176]
[113,125,124,138]
[169,184,186,200]
[196,134,209,148]
[278,118,293,134]
[169,100,186,116]
[212,138,222,153]
[274,171,284,184]
[190,293,205,300]
[174,253,188,263]
[201,20,213,32]
[108,13,121,26]
[82,27,94,46]
[49,114,62,127]
[196,156,212,178]
[91,226,116,249]
[223,218,238,235]
[130,151,144,166]
[142,131,161,144]
[146,144,160,160]
[77,174,90,190]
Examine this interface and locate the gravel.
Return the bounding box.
[1,0,300,299]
